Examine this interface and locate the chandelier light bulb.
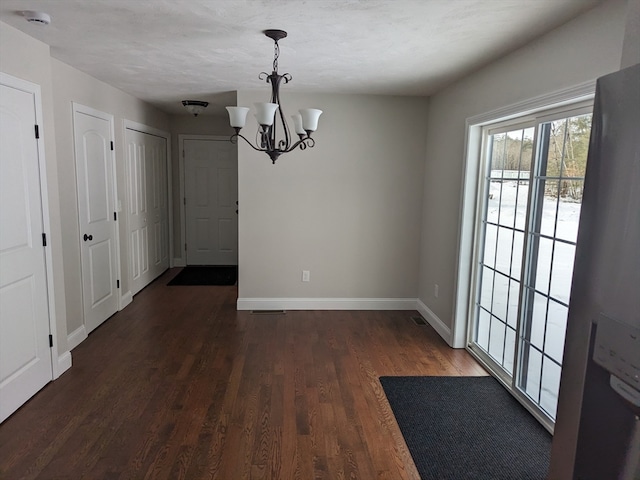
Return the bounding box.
[254,102,279,127]
[300,109,323,133]
[226,107,250,128]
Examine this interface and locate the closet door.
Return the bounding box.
[147,134,169,280]
[126,129,150,294]
[73,104,119,333]
[126,128,169,295]
[0,75,53,422]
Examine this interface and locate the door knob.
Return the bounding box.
[83,234,93,241]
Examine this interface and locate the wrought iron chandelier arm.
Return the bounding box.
[232,132,312,153]
[230,132,269,153]
[283,135,316,153]
[277,98,291,151]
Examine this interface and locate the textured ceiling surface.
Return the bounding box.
[0,0,601,115]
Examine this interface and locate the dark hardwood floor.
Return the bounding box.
[0,268,486,480]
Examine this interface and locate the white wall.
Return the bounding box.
[0,22,69,358]
[50,59,170,337]
[236,92,428,308]
[417,0,627,335]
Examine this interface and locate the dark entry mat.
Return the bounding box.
[380,375,551,480]
[167,266,237,286]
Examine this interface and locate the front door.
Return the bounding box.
[0,75,53,422]
[73,104,119,333]
[184,138,238,265]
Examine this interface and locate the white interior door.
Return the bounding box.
[147,135,169,278]
[126,128,169,295]
[0,77,53,422]
[184,139,238,265]
[126,130,150,294]
[73,105,119,333]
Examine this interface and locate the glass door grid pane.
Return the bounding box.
[474,126,534,375]
[517,114,591,420]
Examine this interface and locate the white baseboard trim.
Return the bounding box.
[416,299,455,347]
[56,350,72,378]
[237,297,418,311]
[120,291,133,311]
[172,257,186,267]
[67,325,87,351]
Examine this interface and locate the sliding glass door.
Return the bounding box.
[469,105,592,429]
[474,122,533,379]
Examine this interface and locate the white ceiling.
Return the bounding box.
[0,0,601,115]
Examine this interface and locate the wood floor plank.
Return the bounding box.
[0,268,486,479]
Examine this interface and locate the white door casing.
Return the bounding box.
[73,104,119,333]
[0,76,53,422]
[183,138,238,265]
[125,128,169,295]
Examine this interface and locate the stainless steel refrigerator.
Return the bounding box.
[549,63,640,479]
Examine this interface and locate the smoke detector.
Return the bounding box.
[23,11,51,25]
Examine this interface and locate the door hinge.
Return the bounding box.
[182,150,185,158]
[183,197,186,205]
[42,233,47,247]
[117,280,120,288]
[35,124,40,139]
[185,243,187,251]
[114,211,117,221]
[110,141,114,151]
[49,334,53,348]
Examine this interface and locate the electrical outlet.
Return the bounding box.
[434,284,439,298]
[302,270,310,282]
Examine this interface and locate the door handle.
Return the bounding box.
[83,234,93,242]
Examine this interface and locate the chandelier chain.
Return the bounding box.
[273,40,280,73]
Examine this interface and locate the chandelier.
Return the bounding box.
[226,30,322,164]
